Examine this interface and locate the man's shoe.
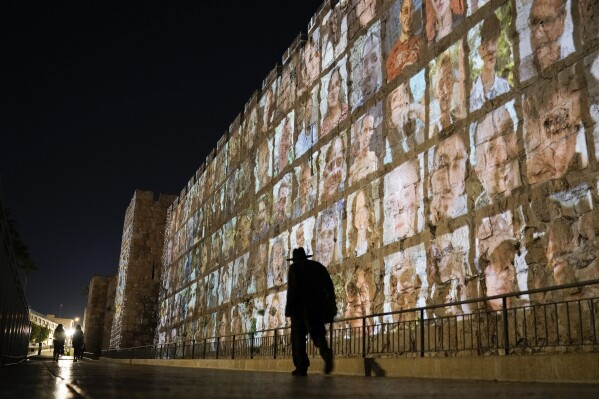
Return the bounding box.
[291,369,307,376]
[323,349,334,374]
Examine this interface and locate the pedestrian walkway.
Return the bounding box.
[1,355,598,399]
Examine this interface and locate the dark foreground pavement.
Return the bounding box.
[1,356,598,399]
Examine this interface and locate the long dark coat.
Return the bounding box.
[285,259,336,323]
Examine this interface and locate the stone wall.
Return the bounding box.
[82,275,114,354]
[110,190,175,349]
[156,0,599,344]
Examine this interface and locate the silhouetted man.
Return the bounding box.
[285,247,336,376]
[72,324,84,362]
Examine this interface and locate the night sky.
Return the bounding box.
[1,0,323,319]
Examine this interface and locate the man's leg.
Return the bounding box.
[290,317,309,375]
[308,322,333,374]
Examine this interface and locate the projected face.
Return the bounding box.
[524,68,584,185]
[469,10,512,111]
[429,134,467,224]
[529,0,566,72]
[294,160,317,218]
[355,0,377,27]
[349,113,379,185]
[302,37,320,89]
[436,57,455,125]
[322,136,345,202]
[385,248,423,315]
[296,95,317,157]
[254,194,270,240]
[427,0,463,43]
[473,104,520,204]
[345,268,373,328]
[384,159,422,242]
[236,210,252,252]
[255,140,272,191]
[322,66,349,137]
[262,88,275,132]
[483,241,517,310]
[360,31,382,101]
[273,175,291,225]
[386,0,423,82]
[348,190,371,256]
[316,204,342,266]
[268,235,288,288]
[388,74,425,155]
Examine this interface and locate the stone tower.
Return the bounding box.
[109,190,175,349]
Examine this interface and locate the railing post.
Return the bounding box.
[216,337,220,359]
[329,322,333,350]
[502,297,509,355]
[203,339,207,359]
[250,332,254,359]
[232,335,235,359]
[191,340,195,359]
[362,317,366,358]
[273,330,278,359]
[420,308,425,358]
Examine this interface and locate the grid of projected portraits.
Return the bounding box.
[156,0,599,344]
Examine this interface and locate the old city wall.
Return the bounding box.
[155,0,599,344]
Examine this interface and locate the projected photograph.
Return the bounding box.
[346,179,381,258]
[290,216,315,257]
[235,161,252,204]
[193,208,204,246]
[248,243,268,295]
[523,65,587,185]
[293,155,318,218]
[254,138,273,192]
[425,0,465,44]
[470,100,520,208]
[253,192,271,241]
[467,0,491,15]
[274,111,294,176]
[427,226,474,316]
[295,86,319,158]
[225,174,237,214]
[299,30,321,94]
[260,80,278,133]
[244,105,258,150]
[476,209,527,310]
[217,308,231,338]
[214,146,228,186]
[428,41,466,137]
[264,291,287,331]
[319,133,347,203]
[229,129,240,168]
[322,4,348,69]
[205,270,219,310]
[384,0,424,82]
[279,56,297,113]
[579,0,599,46]
[516,0,574,81]
[232,252,250,300]
[218,263,232,306]
[268,232,289,288]
[272,173,292,225]
[350,0,379,37]
[585,51,599,161]
[383,155,424,244]
[223,218,236,258]
[320,59,349,137]
[349,102,383,186]
[343,265,376,329]
[428,133,468,225]
[383,243,426,322]
[235,209,252,253]
[350,21,382,110]
[210,228,223,264]
[315,200,344,267]
[468,4,513,112]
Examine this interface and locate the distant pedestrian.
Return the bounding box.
[72,325,84,362]
[53,324,66,361]
[285,247,336,376]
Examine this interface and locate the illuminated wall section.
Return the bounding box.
[156,0,599,344]
[110,190,175,349]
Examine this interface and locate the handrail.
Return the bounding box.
[102,279,599,359]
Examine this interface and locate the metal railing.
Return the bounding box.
[102,280,599,360]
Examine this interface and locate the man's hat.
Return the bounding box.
[287,247,313,261]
